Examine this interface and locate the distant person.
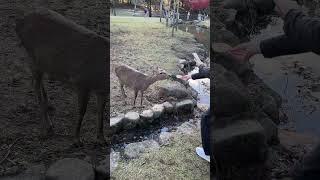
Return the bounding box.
[144,7,148,18]
[187,11,190,21]
[226,0,320,179]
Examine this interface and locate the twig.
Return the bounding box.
[0,138,22,165]
[7,158,16,165]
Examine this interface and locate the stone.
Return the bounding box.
[152,104,165,119]
[260,95,280,125]
[176,122,196,135]
[46,158,94,180]
[175,99,194,114]
[214,53,251,77]
[162,102,174,113]
[158,82,192,100]
[213,63,250,116]
[140,109,154,123]
[187,87,198,99]
[279,109,288,122]
[159,132,173,145]
[213,29,240,46]
[110,114,125,131]
[213,120,268,166]
[257,117,279,145]
[124,112,140,129]
[124,140,160,159]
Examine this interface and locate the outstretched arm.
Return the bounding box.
[179,67,210,81]
[191,67,210,80]
[283,9,320,53]
[260,34,310,58]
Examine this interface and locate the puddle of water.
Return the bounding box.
[251,17,320,135]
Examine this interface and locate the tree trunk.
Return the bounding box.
[148,0,152,17]
[160,0,163,22]
[176,0,179,31]
[172,0,176,37]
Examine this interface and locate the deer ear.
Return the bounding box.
[152,69,157,75]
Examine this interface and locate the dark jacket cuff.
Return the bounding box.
[260,38,277,58]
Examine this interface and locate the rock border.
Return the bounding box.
[110,99,196,133]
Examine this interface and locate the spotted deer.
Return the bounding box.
[115,64,168,106]
[15,8,109,144]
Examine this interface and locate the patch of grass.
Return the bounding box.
[111,132,210,180]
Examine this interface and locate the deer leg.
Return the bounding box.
[140,91,144,107]
[32,71,51,137]
[120,82,127,98]
[74,89,90,145]
[96,93,106,144]
[133,90,138,107]
[40,81,54,135]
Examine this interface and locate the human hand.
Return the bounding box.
[227,41,261,63]
[179,74,192,81]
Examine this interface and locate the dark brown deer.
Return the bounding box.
[115,64,168,106]
[15,8,109,144]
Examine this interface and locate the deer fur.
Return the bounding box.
[15,8,109,144]
[115,64,168,106]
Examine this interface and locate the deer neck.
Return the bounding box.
[146,76,160,87]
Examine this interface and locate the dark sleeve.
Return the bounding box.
[260,34,310,58]
[260,9,320,58]
[191,67,209,79]
[283,9,320,52]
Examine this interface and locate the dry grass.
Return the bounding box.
[111,131,210,180]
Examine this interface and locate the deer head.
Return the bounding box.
[152,67,168,81]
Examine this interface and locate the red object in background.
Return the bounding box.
[183,0,209,10]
